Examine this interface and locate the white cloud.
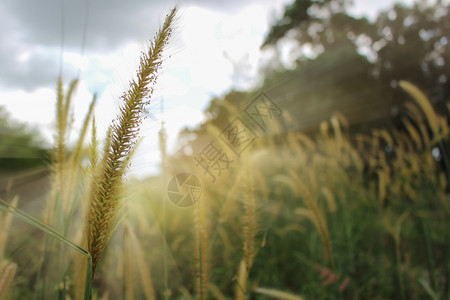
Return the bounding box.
[164,104,205,152]
[174,4,278,92]
[0,0,293,178]
[349,0,416,20]
[0,88,56,143]
[127,103,205,178]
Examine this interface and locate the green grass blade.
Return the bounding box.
[0,198,92,299]
[0,198,87,256]
[254,287,306,300]
[418,277,439,300]
[84,255,92,300]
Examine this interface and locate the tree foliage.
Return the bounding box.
[175,0,449,156]
[0,106,49,171]
[262,0,449,103]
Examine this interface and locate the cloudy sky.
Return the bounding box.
[0,0,413,177]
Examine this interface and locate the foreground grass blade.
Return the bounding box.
[418,278,439,300]
[254,287,306,300]
[84,255,92,300]
[0,198,92,300]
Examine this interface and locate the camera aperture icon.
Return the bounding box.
[167,173,202,207]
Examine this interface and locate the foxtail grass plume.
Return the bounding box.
[399,80,440,136]
[87,6,177,274]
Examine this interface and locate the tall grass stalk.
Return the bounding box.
[400,80,450,188]
[294,174,334,269]
[194,199,208,300]
[243,166,257,273]
[0,262,17,299]
[383,210,409,300]
[0,196,17,263]
[86,6,177,275]
[253,287,305,300]
[0,196,18,300]
[126,222,155,299]
[45,77,79,226]
[235,259,247,300]
[124,224,135,300]
[159,118,169,299]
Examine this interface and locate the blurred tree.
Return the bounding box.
[172,90,250,160]
[370,1,450,103]
[262,0,449,109]
[0,106,49,171]
[175,0,449,156]
[262,0,367,51]
[203,90,250,129]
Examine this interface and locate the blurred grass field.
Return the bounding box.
[1,78,448,299]
[0,1,449,299]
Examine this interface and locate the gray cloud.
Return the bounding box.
[0,0,286,91]
[0,46,61,91]
[0,0,179,91]
[2,0,172,51]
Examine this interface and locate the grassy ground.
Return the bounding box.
[0,20,448,299]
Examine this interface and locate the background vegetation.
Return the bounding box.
[0,0,449,299]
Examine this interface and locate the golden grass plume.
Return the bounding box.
[87,6,177,274]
